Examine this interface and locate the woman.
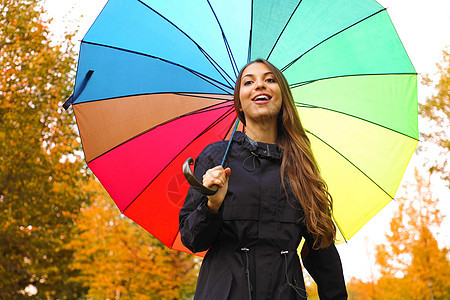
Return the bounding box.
[179,59,347,299]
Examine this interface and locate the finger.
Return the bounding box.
[204,168,222,178]
[205,169,227,181]
[203,173,223,185]
[205,166,224,174]
[203,166,229,188]
[213,179,224,188]
[203,176,223,188]
[209,165,225,172]
[212,168,231,185]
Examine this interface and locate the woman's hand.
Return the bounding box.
[203,166,231,213]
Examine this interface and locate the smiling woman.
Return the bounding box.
[179,59,347,300]
[60,0,423,293]
[236,62,282,143]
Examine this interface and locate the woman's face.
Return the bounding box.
[238,62,282,125]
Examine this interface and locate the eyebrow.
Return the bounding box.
[242,71,274,79]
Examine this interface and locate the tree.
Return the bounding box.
[69,179,199,299]
[374,169,450,299]
[0,0,91,297]
[346,278,377,300]
[419,48,450,186]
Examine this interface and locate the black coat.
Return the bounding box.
[179,132,347,299]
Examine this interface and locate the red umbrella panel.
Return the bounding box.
[74,93,241,254]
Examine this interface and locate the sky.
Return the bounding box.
[43,0,450,282]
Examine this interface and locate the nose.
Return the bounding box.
[255,79,265,90]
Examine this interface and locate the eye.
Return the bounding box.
[243,80,253,86]
[266,77,276,83]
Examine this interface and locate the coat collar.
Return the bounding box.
[233,131,283,160]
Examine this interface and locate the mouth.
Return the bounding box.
[252,94,272,103]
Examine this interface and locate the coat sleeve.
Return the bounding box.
[302,236,348,300]
[179,144,224,253]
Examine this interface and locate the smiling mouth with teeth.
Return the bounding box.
[253,94,271,102]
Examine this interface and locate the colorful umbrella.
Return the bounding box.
[65,0,418,253]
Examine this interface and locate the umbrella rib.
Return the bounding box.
[280,8,386,72]
[81,40,233,95]
[197,108,237,140]
[174,92,233,102]
[206,0,239,78]
[222,116,240,142]
[289,72,418,89]
[184,103,234,117]
[136,0,236,87]
[266,0,303,61]
[73,92,232,106]
[305,129,395,200]
[189,65,234,94]
[220,117,241,167]
[331,213,347,243]
[224,37,239,78]
[295,103,419,141]
[86,101,234,164]
[247,0,254,63]
[121,106,236,216]
[197,47,236,87]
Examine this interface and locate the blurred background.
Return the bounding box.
[1,0,448,298]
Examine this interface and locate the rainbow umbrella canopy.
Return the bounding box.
[65,0,418,252]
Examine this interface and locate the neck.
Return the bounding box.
[245,119,278,143]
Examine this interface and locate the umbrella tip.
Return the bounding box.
[63,70,95,110]
[62,94,74,110]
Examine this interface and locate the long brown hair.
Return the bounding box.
[234,59,336,249]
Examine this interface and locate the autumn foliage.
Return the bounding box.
[420,48,450,186]
[347,170,450,299]
[374,170,450,299]
[0,0,91,297]
[69,180,199,299]
[0,0,199,298]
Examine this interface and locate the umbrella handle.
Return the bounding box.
[183,157,218,196]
